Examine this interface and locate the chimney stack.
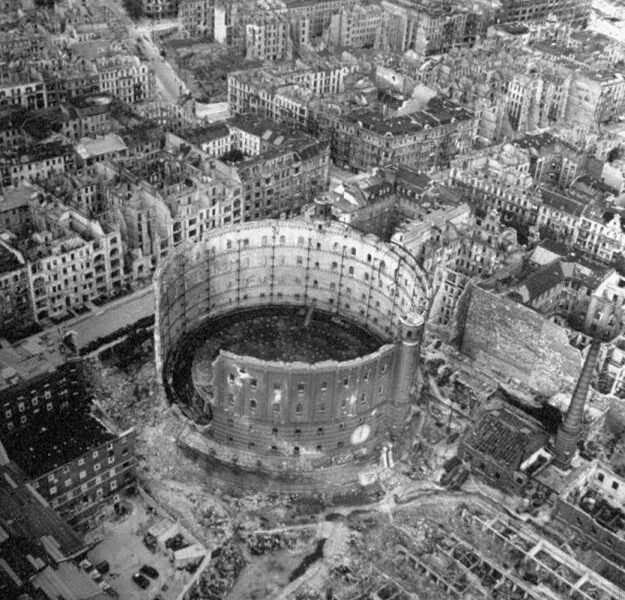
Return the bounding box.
[553,339,601,470]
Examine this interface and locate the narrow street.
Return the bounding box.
[136,33,188,104]
[95,0,188,104]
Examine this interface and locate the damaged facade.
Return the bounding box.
[155,217,430,484]
[0,349,136,527]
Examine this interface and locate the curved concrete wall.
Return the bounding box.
[154,218,429,469]
[209,345,397,456]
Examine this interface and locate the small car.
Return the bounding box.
[79,559,94,572]
[140,565,159,580]
[132,573,150,589]
[96,560,110,574]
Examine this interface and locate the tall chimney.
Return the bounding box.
[553,339,601,470]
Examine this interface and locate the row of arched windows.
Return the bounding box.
[219,234,389,271]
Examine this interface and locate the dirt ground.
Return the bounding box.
[88,349,489,599]
[226,547,311,600]
[90,352,234,549]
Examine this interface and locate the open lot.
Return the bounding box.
[227,548,309,600]
[85,496,195,600]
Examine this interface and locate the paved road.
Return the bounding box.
[63,285,154,350]
[97,0,188,104]
[137,35,187,104]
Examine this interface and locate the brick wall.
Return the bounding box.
[155,218,430,472]
[455,285,580,395]
[34,429,136,526]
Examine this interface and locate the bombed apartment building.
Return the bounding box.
[23,421,136,528]
[172,117,332,222]
[0,181,39,236]
[233,136,331,221]
[499,0,591,26]
[101,153,244,280]
[550,461,625,570]
[327,96,475,173]
[155,216,430,489]
[459,405,549,492]
[0,342,136,527]
[0,238,33,340]
[0,139,75,188]
[227,61,348,129]
[22,203,124,322]
[0,456,113,600]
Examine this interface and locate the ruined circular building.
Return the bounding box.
[154,217,430,487]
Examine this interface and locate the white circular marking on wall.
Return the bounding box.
[351,424,371,445]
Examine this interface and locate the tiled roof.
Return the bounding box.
[540,187,586,217]
[521,261,565,300]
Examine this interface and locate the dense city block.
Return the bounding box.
[3,0,625,599]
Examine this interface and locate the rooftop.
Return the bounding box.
[0,461,85,594]
[577,487,625,536]
[395,166,432,192]
[519,260,567,300]
[0,105,28,133]
[236,137,327,169]
[0,243,22,275]
[2,396,113,479]
[228,114,296,143]
[496,22,530,35]
[31,563,105,600]
[534,238,571,259]
[513,130,577,154]
[0,140,73,165]
[76,133,127,160]
[0,181,42,213]
[21,106,78,141]
[346,96,472,136]
[0,334,66,392]
[463,407,546,471]
[70,92,114,111]
[540,186,586,217]
[179,122,230,146]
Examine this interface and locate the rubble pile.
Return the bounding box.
[403,441,436,480]
[87,357,165,430]
[188,541,246,600]
[245,532,297,556]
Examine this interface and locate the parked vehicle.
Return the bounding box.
[132,573,150,589]
[79,559,94,572]
[96,561,110,575]
[89,569,103,582]
[140,565,159,579]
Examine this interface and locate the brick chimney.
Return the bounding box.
[553,339,601,470]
